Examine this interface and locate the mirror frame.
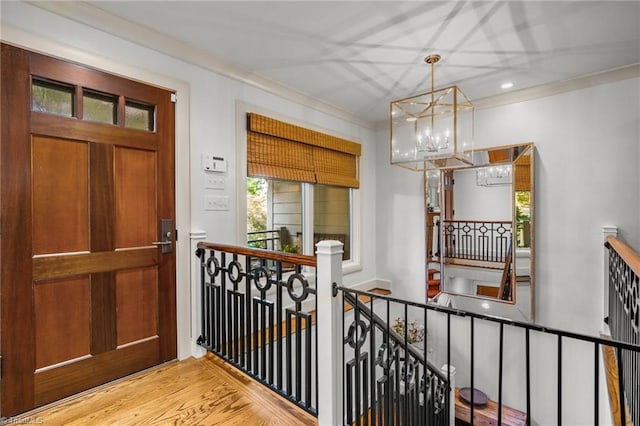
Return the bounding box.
[426,142,535,322]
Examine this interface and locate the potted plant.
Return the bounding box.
[392,317,425,346]
[280,244,299,271]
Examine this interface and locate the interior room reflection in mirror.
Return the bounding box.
[426,143,534,322]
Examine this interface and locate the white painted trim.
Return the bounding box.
[316,240,344,425]
[474,64,640,110]
[602,225,618,333]
[189,229,207,359]
[1,24,193,360]
[189,230,207,241]
[27,1,640,134]
[27,1,372,130]
[349,279,392,292]
[373,63,640,130]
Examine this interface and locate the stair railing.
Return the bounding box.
[195,240,452,425]
[195,242,319,415]
[605,236,640,426]
[339,289,449,425]
[442,219,512,263]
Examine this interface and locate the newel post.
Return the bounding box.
[316,240,344,426]
[441,364,457,425]
[602,225,618,329]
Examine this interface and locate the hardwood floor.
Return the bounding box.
[14,353,317,425]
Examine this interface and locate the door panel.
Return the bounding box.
[90,143,115,252]
[115,267,159,346]
[1,44,176,416]
[114,147,156,248]
[34,277,91,370]
[32,136,89,255]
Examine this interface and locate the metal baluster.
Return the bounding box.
[498,323,504,425]
[557,335,562,426]
[594,342,599,425]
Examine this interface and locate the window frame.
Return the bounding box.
[236,102,361,274]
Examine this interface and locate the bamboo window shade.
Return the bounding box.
[247,113,361,188]
[514,154,531,191]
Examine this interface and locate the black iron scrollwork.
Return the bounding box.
[206,255,220,278]
[287,273,310,303]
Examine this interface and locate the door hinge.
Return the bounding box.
[171,93,177,103]
[175,229,178,241]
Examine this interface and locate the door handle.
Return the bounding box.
[153,219,173,254]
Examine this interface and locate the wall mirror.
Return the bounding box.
[426,143,535,322]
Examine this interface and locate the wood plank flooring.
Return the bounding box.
[14,353,317,425]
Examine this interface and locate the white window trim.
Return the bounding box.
[235,101,362,274]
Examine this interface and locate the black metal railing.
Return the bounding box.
[339,287,449,426]
[247,229,281,250]
[443,220,512,263]
[334,286,640,426]
[196,242,318,416]
[606,237,640,426]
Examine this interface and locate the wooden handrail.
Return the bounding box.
[606,236,640,277]
[197,241,317,267]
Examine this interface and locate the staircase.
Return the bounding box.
[427,267,441,298]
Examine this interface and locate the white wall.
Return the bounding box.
[378,75,640,334]
[453,168,512,221]
[376,76,640,424]
[1,1,378,357]
[4,2,639,423]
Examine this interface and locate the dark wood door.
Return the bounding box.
[1,44,176,416]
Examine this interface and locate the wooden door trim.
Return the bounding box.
[30,51,167,104]
[33,248,159,281]
[1,43,177,416]
[0,43,36,415]
[34,338,160,406]
[31,113,157,149]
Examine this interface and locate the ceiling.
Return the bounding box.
[45,1,640,126]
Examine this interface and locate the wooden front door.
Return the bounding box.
[1,44,176,416]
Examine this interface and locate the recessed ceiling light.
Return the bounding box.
[406,117,417,122]
[501,82,514,90]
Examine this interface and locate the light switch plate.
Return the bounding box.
[206,174,225,190]
[204,195,229,211]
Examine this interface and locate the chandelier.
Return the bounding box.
[390,54,474,170]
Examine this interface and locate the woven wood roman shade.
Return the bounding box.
[514,154,531,191]
[247,113,361,188]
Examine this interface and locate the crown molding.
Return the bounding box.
[372,63,640,131]
[27,1,376,130]
[473,63,640,111]
[22,2,640,133]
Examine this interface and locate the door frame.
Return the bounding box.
[1,29,194,360]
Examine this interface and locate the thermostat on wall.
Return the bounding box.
[202,154,227,173]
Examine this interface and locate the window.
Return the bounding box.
[32,79,74,117]
[246,178,351,261]
[244,113,359,264]
[83,90,117,124]
[125,100,155,131]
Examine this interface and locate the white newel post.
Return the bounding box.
[316,240,344,426]
[190,229,207,358]
[441,364,456,426]
[601,225,618,332]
